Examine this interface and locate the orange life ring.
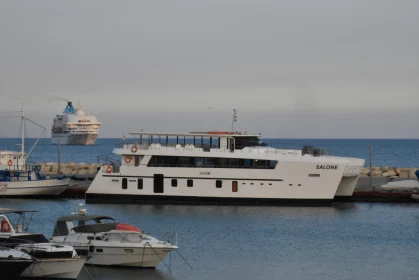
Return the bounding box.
[131,145,138,153]
[125,156,132,164]
[7,160,12,166]
[106,165,113,174]
[1,220,11,233]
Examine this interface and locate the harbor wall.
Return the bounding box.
[33,162,419,179]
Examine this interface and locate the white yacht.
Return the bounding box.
[0,208,86,279]
[86,130,365,205]
[50,204,178,268]
[0,104,70,196]
[51,101,101,145]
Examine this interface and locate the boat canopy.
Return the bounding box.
[56,215,115,222]
[0,208,37,215]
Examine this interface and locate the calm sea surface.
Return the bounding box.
[0,199,418,280]
[1,138,419,167]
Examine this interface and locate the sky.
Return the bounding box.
[0,0,418,138]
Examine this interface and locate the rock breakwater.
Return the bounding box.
[361,167,418,178]
[35,162,102,175]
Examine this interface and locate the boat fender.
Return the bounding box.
[106,165,113,174]
[1,220,11,232]
[125,156,132,164]
[7,160,12,166]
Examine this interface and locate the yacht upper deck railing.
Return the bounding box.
[115,142,329,157]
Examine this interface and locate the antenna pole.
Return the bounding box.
[58,140,61,175]
[21,103,25,169]
[231,109,237,132]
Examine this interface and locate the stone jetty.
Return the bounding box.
[360,167,418,178]
[32,162,419,179]
[35,162,102,175]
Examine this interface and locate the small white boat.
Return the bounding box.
[15,243,86,279]
[0,103,70,196]
[380,180,419,191]
[411,193,419,200]
[50,204,178,268]
[0,208,86,279]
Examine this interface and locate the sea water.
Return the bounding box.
[0,198,418,280]
[1,138,419,167]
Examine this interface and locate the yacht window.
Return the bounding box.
[96,249,103,253]
[232,181,238,192]
[122,178,128,189]
[187,179,193,187]
[87,236,94,240]
[137,179,143,189]
[124,249,134,253]
[95,237,102,240]
[171,179,177,187]
[216,180,222,188]
[309,174,320,177]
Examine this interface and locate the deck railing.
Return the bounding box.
[114,142,329,157]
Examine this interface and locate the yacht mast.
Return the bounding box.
[21,103,25,168]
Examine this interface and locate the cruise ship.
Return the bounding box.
[51,102,101,145]
[86,131,365,205]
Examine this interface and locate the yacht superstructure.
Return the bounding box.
[86,131,365,205]
[51,101,101,145]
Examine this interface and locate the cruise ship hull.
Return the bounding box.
[51,133,98,145]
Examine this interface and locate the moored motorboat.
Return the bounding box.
[0,208,86,279]
[0,247,34,277]
[0,104,70,197]
[50,204,178,268]
[380,180,419,191]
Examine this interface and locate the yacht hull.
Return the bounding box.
[51,133,98,145]
[0,179,69,196]
[77,246,175,268]
[0,259,33,278]
[334,176,361,200]
[86,193,332,206]
[20,257,85,279]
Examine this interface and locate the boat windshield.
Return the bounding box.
[77,218,115,227]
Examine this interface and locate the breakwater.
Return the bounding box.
[36,162,102,175]
[360,167,418,178]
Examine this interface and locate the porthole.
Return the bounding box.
[124,249,134,253]
[96,249,103,253]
